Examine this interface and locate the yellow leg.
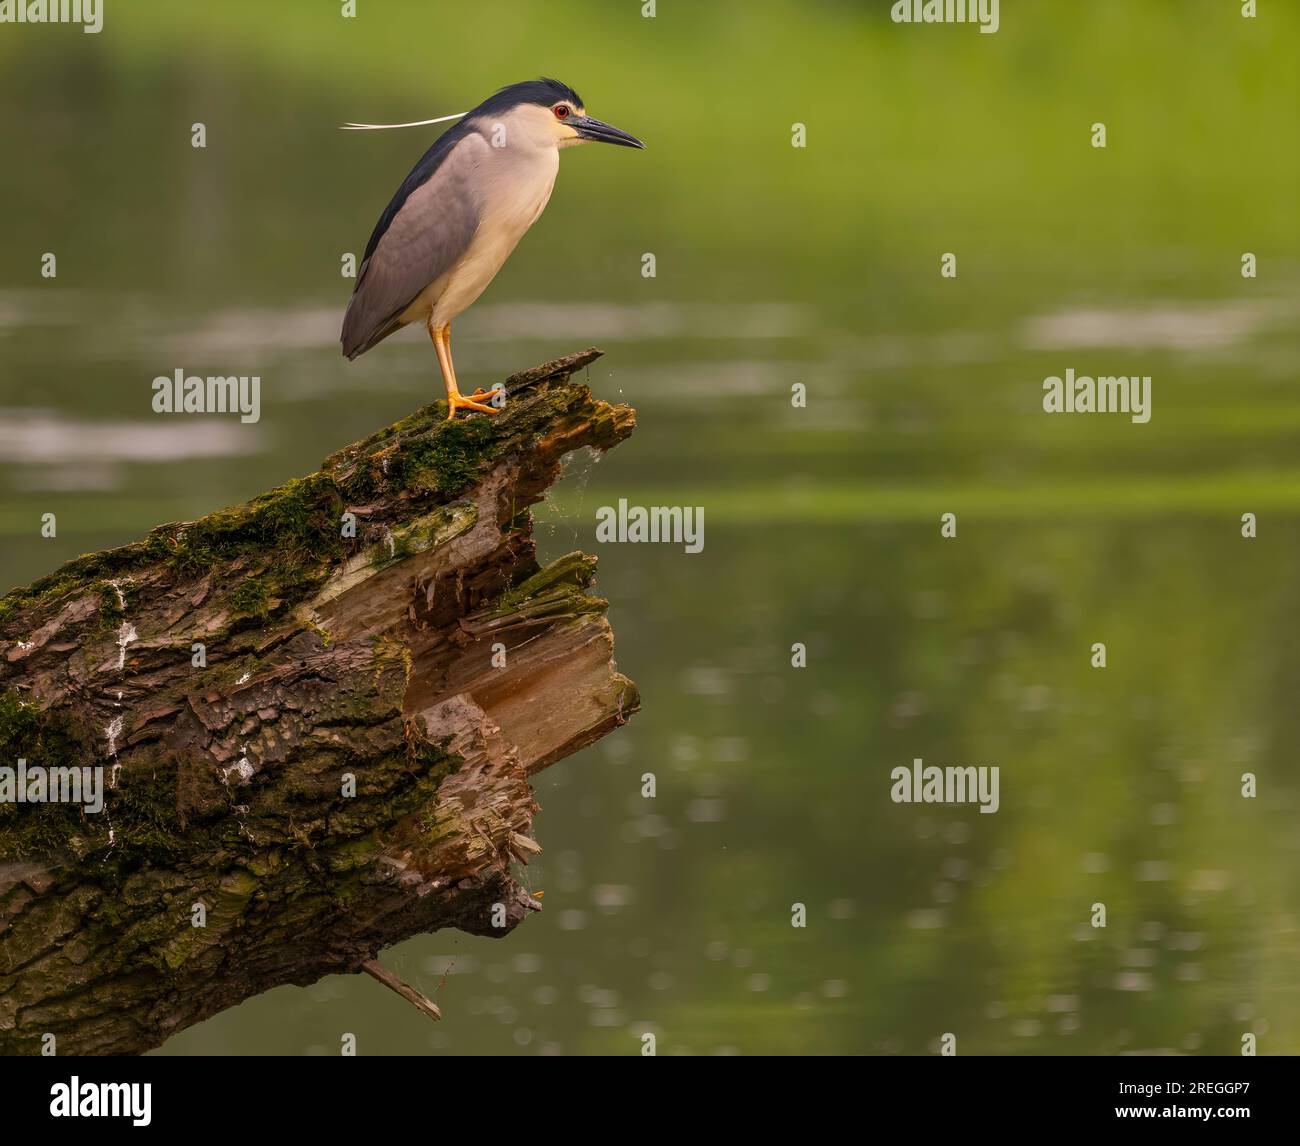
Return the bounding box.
[429,320,500,420]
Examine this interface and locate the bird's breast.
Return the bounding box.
[423,147,559,326]
[475,144,559,241]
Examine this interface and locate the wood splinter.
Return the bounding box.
[509,830,543,863]
[362,959,443,1023]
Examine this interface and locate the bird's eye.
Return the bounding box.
[553,105,570,120]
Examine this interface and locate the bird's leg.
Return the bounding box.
[429,320,499,419]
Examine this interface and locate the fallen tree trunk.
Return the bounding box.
[0,349,638,1055]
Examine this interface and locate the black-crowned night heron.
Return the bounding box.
[341,78,644,418]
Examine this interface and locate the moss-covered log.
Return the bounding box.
[0,349,638,1055]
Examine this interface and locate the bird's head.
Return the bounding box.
[477,78,645,152]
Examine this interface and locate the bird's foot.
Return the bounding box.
[445,392,502,419]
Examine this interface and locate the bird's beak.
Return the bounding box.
[572,115,645,149]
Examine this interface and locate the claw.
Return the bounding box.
[446,393,501,419]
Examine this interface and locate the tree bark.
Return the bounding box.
[0,349,638,1055]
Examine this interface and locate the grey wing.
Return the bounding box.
[341,134,485,359]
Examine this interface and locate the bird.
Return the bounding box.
[341,78,644,418]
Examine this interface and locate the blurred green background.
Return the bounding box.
[1,0,1297,1055]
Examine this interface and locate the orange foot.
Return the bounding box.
[446,392,502,420]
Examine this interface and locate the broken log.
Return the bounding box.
[0,349,638,1055]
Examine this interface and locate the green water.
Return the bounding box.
[0,1,1297,1055]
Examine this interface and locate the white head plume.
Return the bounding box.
[340,112,467,131]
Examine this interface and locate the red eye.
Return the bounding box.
[554,104,570,119]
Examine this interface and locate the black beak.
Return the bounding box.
[572,115,645,149]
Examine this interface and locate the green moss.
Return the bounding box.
[335,401,509,504]
[158,926,208,970]
[1,575,137,642]
[0,691,86,771]
[97,581,124,616]
[244,847,284,878]
[503,551,596,602]
[0,691,96,860]
[370,530,415,571]
[112,768,186,859]
[0,571,81,629]
[231,575,271,619]
[368,504,477,573]
[171,473,344,576]
[0,801,86,860]
[325,832,386,873]
[139,529,176,563]
[0,473,347,632]
[395,417,496,495]
[80,581,127,639]
[0,696,193,862]
[0,371,616,640]
[300,616,334,649]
